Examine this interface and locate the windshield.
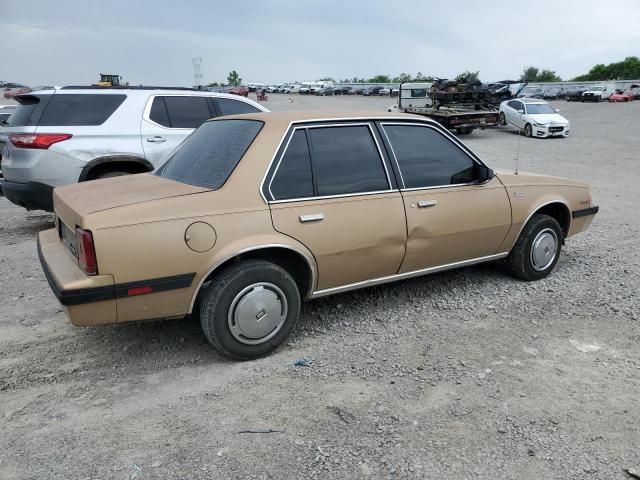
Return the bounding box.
[526,104,556,115]
[155,119,263,189]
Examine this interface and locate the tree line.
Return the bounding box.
[210,58,640,88]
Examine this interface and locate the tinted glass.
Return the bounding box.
[0,113,12,123]
[309,125,388,196]
[6,94,51,127]
[149,97,170,127]
[383,125,475,188]
[38,94,125,126]
[216,98,261,116]
[156,119,262,189]
[163,96,212,128]
[270,130,313,200]
[507,100,520,109]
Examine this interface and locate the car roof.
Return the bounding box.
[519,98,547,104]
[209,110,439,127]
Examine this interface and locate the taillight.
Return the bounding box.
[9,133,72,149]
[76,228,98,275]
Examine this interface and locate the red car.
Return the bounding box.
[3,83,31,99]
[608,89,635,102]
[228,85,249,97]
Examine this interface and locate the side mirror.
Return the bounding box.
[518,109,524,114]
[555,108,560,113]
[475,165,494,183]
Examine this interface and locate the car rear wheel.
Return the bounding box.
[506,214,562,281]
[499,112,506,125]
[200,260,301,360]
[524,123,532,137]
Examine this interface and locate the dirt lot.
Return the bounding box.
[1,95,639,480]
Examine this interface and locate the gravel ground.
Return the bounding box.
[1,94,639,480]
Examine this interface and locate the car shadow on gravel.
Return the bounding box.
[0,212,54,240]
[50,261,512,371]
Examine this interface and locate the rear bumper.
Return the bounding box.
[0,179,54,211]
[37,229,117,326]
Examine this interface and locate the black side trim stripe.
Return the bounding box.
[113,273,195,299]
[38,238,195,306]
[572,206,599,219]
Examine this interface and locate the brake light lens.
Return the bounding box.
[75,228,98,275]
[9,133,72,149]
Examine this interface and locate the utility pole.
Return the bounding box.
[192,57,203,88]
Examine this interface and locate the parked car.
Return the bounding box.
[581,85,613,102]
[3,83,31,98]
[542,87,565,100]
[299,85,312,94]
[0,105,17,125]
[315,87,334,96]
[516,86,544,99]
[499,98,570,138]
[0,87,267,211]
[37,111,598,359]
[228,85,249,97]
[608,89,635,102]
[379,87,391,96]
[564,85,588,101]
[391,87,399,97]
[363,87,375,96]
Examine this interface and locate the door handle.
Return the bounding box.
[299,213,324,223]
[146,136,167,143]
[417,200,437,208]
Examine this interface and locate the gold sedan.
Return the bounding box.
[38,111,599,359]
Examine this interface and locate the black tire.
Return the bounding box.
[499,112,506,125]
[506,214,562,281]
[200,260,301,360]
[524,123,532,137]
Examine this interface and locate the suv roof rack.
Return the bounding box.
[60,85,205,91]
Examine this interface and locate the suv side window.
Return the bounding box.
[38,94,126,126]
[308,125,388,196]
[270,130,314,200]
[155,96,212,128]
[215,98,261,116]
[149,97,171,127]
[382,124,476,188]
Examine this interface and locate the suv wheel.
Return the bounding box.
[506,214,562,281]
[200,260,301,360]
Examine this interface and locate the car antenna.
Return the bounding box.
[514,124,521,175]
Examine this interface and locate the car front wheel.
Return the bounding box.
[499,112,506,125]
[524,123,532,137]
[506,214,562,281]
[200,260,301,360]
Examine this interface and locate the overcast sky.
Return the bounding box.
[3,0,640,86]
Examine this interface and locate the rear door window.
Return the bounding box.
[215,98,261,116]
[308,125,389,196]
[162,96,213,128]
[38,94,126,126]
[148,97,171,127]
[156,119,263,189]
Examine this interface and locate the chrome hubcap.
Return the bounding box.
[228,283,288,345]
[530,228,558,271]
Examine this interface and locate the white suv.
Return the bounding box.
[0,87,267,211]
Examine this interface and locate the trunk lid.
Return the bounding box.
[53,173,210,227]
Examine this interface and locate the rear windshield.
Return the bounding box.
[6,94,51,127]
[155,119,263,189]
[7,93,125,127]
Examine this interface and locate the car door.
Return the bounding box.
[140,95,215,167]
[380,122,511,273]
[266,123,407,292]
[505,100,522,126]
